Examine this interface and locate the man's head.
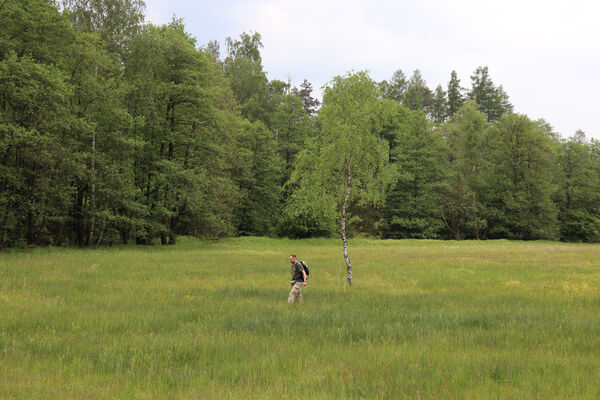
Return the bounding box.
[289,254,297,264]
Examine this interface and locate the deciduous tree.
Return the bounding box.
[483,114,558,239]
[289,72,394,284]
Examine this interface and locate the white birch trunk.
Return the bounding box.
[341,163,353,285]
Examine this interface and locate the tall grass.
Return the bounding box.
[1,238,600,399]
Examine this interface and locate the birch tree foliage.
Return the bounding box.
[315,72,394,203]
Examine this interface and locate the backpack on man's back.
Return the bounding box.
[299,260,309,279]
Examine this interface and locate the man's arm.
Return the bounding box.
[302,269,307,286]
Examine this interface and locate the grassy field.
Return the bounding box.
[1,237,600,399]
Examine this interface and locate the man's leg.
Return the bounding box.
[293,282,303,303]
[288,282,303,303]
[288,283,296,303]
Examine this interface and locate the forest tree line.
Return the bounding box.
[1,0,600,249]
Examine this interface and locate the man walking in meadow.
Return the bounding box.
[288,254,307,303]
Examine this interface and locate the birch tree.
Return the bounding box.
[289,71,394,284]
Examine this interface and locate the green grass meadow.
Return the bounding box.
[1,237,600,399]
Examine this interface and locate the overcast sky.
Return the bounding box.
[144,0,600,140]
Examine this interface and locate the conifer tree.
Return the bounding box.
[403,69,433,112]
[447,70,464,118]
[382,108,447,239]
[468,66,513,122]
[431,85,448,124]
[381,69,408,103]
[291,79,320,115]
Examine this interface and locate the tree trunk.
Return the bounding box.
[0,143,10,250]
[26,210,33,244]
[95,218,106,246]
[168,214,178,245]
[473,193,480,240]
[30,197,50,246]
[26,167,36,244]
[73,182,85,246]
[53,207,69,246]
[87,132,96,245]
[341,163,353,285]
[442,212,460,240]
[0,203,11,250]
[121,224,129,245]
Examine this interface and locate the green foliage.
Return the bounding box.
[446,70,464,118]
[381,69,407,103]
[291,71,394,208]
[441,100,488,239]
[233,121,282,236]
[482,114,559,240]
[224,32,269,122]
[403,69,433,113]
[469,66,513,122]
[124,21,240,242]
[0,1,79,248]
[0,53,73,246]
[265,81,313,185]
[62,0,145,57]
[1,0,75,62]
[556,131,600,242]
[381,105,448,238]
[430,84,448,124]
[277,187,337,237]
[290,79,320,115]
